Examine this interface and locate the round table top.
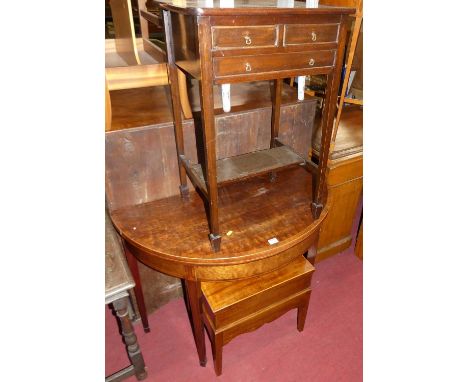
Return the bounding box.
[110,167,329,272]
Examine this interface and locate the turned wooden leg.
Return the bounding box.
[213,332,223,376]
[123,242,150,333]
[113,296,147,380]
[297,291,311,332]
[185,280,207,366]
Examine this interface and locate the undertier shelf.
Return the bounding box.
[191,146,305,190]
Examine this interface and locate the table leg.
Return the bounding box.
[269,78,283,182]
[185,280,207,367]
[113,296,147,381]
[123,242,150,333]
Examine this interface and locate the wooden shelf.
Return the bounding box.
[190,146,305,191]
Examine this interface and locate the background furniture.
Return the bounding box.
[202,255,314,376]
[289,0,363,261]
[106,211,147,382]
[317,0,363,260]
[312,104,362,261]
[106,0,192,133]
[144,0,353,251]
[324,0,363,140]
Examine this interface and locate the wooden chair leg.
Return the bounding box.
[297,291,311,332]
[123,241,150,333]
[213,332,223,376]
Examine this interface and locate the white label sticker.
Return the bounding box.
[268,237,279,245]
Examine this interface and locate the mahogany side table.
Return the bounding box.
[141,0,353,251]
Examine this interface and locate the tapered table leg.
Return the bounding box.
[163,9,189,200]
[269,78,283,182]
[185,280,207,366]
[123,242,150,332]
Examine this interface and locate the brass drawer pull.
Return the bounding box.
[244,35,252,45]
[311,32,317,41]
[245,63,252,72]
[309,58,315,66]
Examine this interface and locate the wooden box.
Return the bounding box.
[201,256,314,375]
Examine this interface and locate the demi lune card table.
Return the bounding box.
[110,168,330,367]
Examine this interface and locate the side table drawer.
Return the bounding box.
[212,25,279,50]
[213,50,336,78]
[284,23,339,46]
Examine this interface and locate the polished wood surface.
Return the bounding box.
[201,255,314,375]
[154,0,354,16]
[110,167,329,272]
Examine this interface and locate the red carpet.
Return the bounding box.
[105,249,362,381]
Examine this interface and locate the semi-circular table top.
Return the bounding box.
[110,167,329,280]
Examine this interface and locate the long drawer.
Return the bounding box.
[213,50,336,78]
[284,23,339,46]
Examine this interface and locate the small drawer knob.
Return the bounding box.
[311,32,317,41]
[309,58,315,66]
[244,35,252,45]
[245,63,252,72]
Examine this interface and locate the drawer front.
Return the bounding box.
[213,50,335,78]
[212,25,279,50]
[284,24,339,46]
